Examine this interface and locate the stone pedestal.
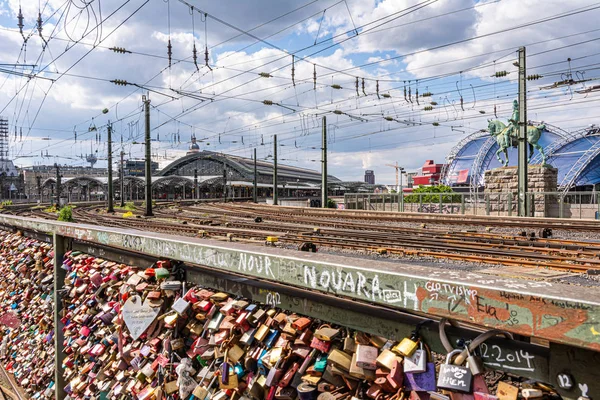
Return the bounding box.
[484,165,558,217]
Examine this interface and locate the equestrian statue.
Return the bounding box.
[487,99,546,166]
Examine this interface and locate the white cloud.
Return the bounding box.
[0,0,598,182]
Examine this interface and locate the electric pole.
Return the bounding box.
[273,135,278,205]
[36,175,41,203]
[54,163,61,206]
[120,150,125,207]
[253,148,257,203]
[321,116,327,208]
[517,47,528,217]
[222,164,227,202]
[194,168,198,200]
[107,122,114,213]
[143,94,153,216]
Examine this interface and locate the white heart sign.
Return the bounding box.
[122,295,160,341]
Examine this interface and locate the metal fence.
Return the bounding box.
[343,191,600,219]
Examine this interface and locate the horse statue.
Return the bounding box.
[487,119,547,166]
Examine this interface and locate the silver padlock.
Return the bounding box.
[465,345,485,376]
[404,341,427,373]
[437,349,473,393]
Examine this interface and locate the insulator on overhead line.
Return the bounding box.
[430,101,438,105]
[291,55,295,87]
[362,78,366,96]
[415,88,419,105]
[110,79,129,86]
[376,80,380,99]
[193,44,199,71]
[492,71,509,78]
[382,93,391,98]
[424,106,433,111]
[527,74,543,81]
[355,77,359,96]
[17,7,24,37]
[37,11,48,48]
[109,47,131,54]
[433,122,440,126]
[205,45,212,71]
[36,12,42,36]
[479,110,486,114]
[421,92,433,97]
[384,116,394,121]
[331,84,342,90]
[333,110,343,115]
[262,100,274,106]
[167,39,173,68]
[313,64,317,90]
[259,72,272,78]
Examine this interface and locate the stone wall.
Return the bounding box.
[484,165,558,216]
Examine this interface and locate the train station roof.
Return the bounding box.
[158,150,341,183]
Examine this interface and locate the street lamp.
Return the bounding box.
[399,167,405,194]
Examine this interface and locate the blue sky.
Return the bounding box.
[0,0,599,183]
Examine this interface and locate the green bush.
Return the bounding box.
[124,201,136,211]
[57,206,74,222]
[404,184,461,203]
[1,200,13,206]
[326,198,337,208]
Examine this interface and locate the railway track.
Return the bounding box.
[213,202,600,231]
[12,203,600,273]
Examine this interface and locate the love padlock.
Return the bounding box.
[437,349,473,393]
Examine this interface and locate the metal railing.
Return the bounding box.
[344,191,600,219]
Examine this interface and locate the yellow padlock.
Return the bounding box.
[392,336,419,357]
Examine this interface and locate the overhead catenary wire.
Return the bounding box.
[9,0,600,173]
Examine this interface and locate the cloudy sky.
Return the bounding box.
[0,0,599,184]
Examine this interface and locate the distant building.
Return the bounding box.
[21,165,108,200]
[187,134,200,155]
[405,172,417,189]
[412,160,446,187]
[124,159,159,177]
[364,170,375,184]
[0,117,25,199]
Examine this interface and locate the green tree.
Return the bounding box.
[404,184,460,203]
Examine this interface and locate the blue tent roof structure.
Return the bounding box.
[442,123,600,192]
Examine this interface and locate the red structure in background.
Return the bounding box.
[412,160,446,187]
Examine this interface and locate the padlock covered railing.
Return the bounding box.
[0,214,597,399]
